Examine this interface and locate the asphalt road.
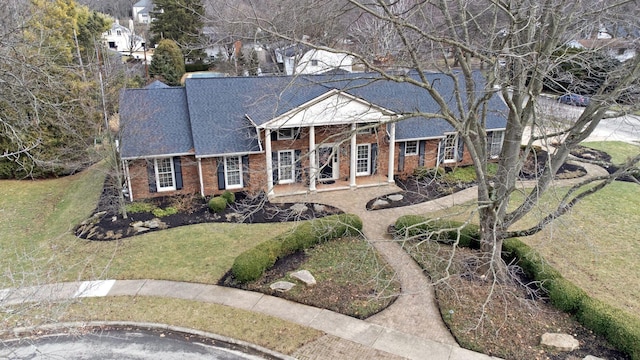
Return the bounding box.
[0,329,265,360]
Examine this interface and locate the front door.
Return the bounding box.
[318,145,339,181]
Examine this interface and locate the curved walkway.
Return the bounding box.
[0,279,495,360]
[1,162,607,360]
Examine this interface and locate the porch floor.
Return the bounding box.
[271,174,393,197]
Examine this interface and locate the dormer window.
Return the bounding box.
[277,128,294,140]
[311,59,318,66]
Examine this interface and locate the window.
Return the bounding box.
[356,144,371,176]
[278,150,295,184]
[277,128,294,140]
[442,134,458,162]
[487,130,504,159]
[116,30,122,36]
[357,123,374,134]
[405,141,418,155]
[155,158,175,191]
[224,156,243,189]
[311,59,318,66]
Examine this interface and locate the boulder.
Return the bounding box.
[291,270,317,286]
[387,194,404,202]
[144,218,163,229]
[270,281,296,292]
[313,204,327,213]
[583,356,605,360]
[371,199,389,209]
[135,226,150,233]
[290,203,309,215]
[540,333,579,352]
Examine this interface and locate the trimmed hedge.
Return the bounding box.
[221,190,236,204]
[208,196,227,213]
[394,215,480,248]
[397,216,640,359]
[231,214,362,283]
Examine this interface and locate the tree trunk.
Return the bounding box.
[478,206,509,282]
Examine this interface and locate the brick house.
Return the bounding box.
[119,72,507,201]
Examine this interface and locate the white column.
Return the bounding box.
[265,129,274,196]
[350,123,357,188]
[123,160,133,202]
[388,121,396,183]
[308,126,317,192]
[197,158,205,197]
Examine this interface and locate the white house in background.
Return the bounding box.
[295,49,354,75]
[132,0,154,24]
[102,20,146,54]
[275,46,355,75]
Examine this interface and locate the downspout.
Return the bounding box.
[197,158,205,197]
[124,160,133,202]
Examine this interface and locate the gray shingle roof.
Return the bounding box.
[119,86,194,159]
[119,72,507,159]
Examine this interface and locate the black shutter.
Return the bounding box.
[242,155,250,187]
[371,143,378,174]
[147,160,157,193]
[270,130,277,142]
[173,157,183,190]
[272,152,279,183]
[295,150,302,182]
[398,142,405,172]
[418,140,426,167]
[217,157,225,190]
[457,137,464,162]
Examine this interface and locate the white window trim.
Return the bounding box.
[405,141,418,156]
[278,150,295,184]
[443,134,458,163]
[488,130,504,159]
[155,158,176,192]
[356,144,371,176]
[357,123,374,134]
[276,128,295,140]
[224,156,243,189]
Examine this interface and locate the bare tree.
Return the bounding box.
[212,0,640,281]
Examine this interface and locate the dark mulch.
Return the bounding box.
[572,144,640,183]
[76,187,342,241]
[368,149,588,211]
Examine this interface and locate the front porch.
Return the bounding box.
[271,173,393,198]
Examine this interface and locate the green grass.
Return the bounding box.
[0,166,293,287]
[6,296,323,355]
[582,141,640,164]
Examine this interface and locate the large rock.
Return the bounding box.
[371,199,389,209]
[387,194,404,202]
[583,356,605,360]
[540,333,579,351]
[290,270,317,286]
[290,203,309,215]
[270,281,296,292]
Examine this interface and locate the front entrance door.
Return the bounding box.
[318,145,339,181]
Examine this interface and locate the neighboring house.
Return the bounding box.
[119,73,507,201]
[275,46,354,75]
[132,0,154,24]
[295,49,354,75]
[102,20,146,54]
[575,38,637,62]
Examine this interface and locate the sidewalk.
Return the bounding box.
[0,279,498,360]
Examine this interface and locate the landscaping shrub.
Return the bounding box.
[231,214,362,283]
[151,206,178,218]
[413,166,444,181]
[208,196,227,213]
[126,202,157,214]
[221,190,236,204]
[545,277,587,313]
[577,298,640,360]
[394,215,480,248]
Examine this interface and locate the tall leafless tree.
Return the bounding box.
[212,0,640,281]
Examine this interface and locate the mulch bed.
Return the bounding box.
[367,148,589,211]
[76,189,342,241]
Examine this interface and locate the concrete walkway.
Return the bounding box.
[0,279,497,360]
[1,161,607,360]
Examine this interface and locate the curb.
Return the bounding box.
[4,321,295,360]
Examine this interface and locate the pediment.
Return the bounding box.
[262,91,395,129]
